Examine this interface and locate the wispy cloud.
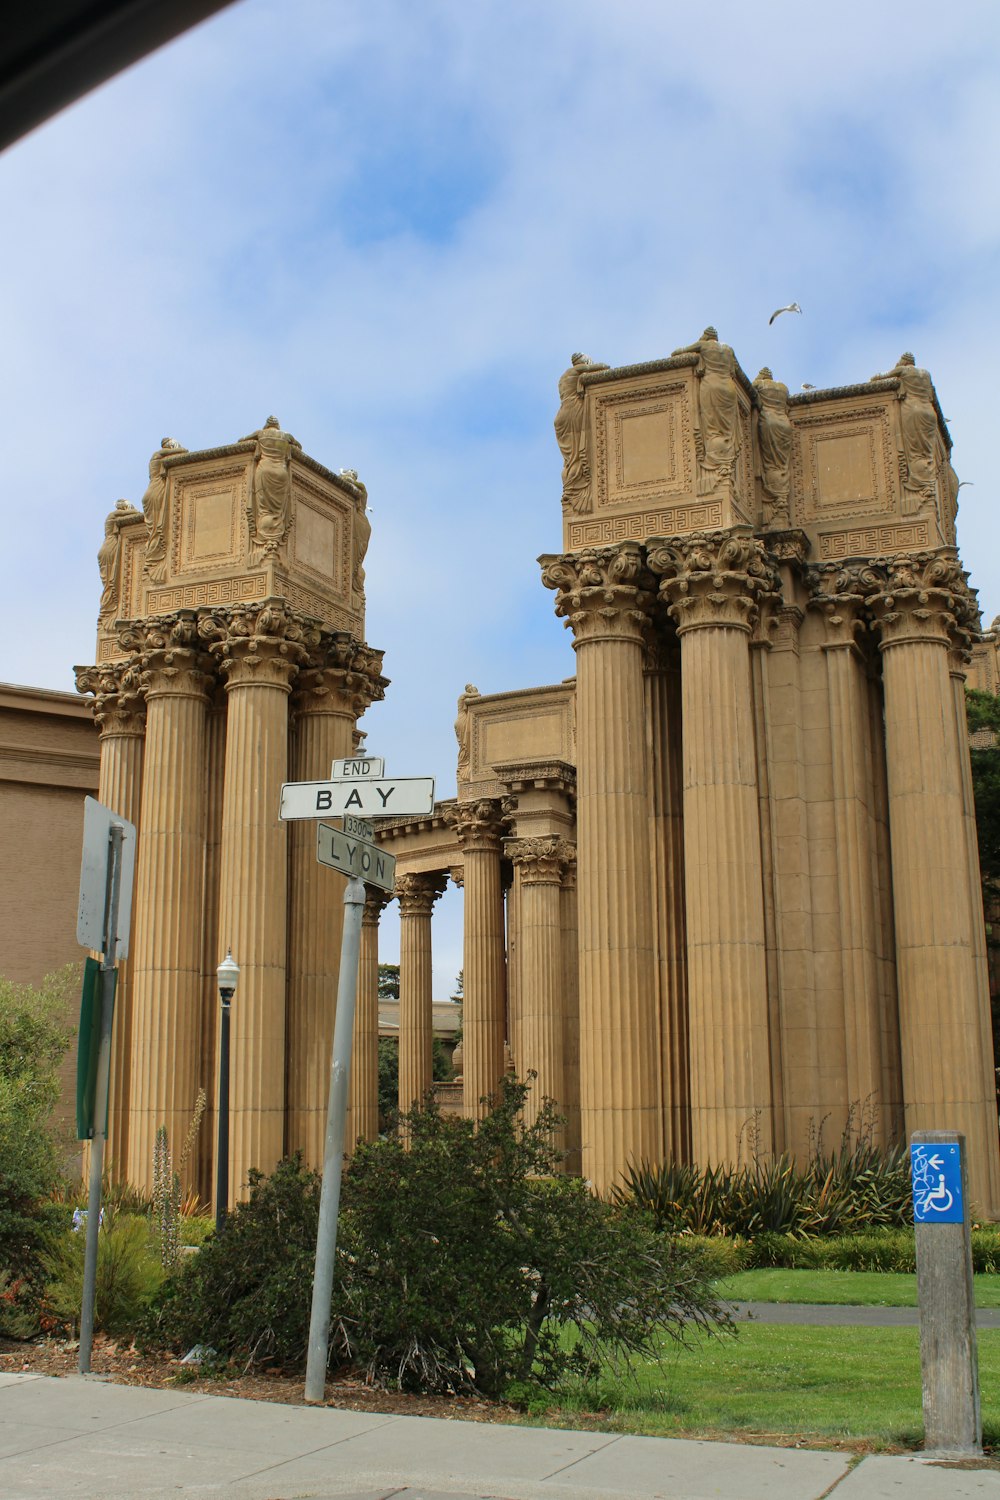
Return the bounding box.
[3,0,999,988]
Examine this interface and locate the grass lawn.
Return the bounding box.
[715,1268,1000,1307]
[541,1324,1000,1450]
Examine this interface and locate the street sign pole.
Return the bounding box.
[304,875,366,1403]
[79,822,123,1375]
[912,1130,981,1454]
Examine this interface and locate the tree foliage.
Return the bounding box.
[377,963,400,999]
[968,689,1000,896]
[0,965,77,1329]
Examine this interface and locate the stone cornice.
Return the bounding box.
[647,531,780,635]
[578,349,757,400]
[540,543,655,647]
[491,759,576,798]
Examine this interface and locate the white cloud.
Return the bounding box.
[2,0,1000,988]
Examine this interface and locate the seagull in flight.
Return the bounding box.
[769,302,802,325]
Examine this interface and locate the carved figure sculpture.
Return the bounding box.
[554,353,608,513]
[341,469,371,595]
[455,684,480,781]
[753,367,793,517]
[141,437,185,582]
[98,499,140,618]
[872,353,938,502]
[673,327,741,492]
[243,416,300,556]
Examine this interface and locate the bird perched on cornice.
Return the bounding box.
[769,302,802,325]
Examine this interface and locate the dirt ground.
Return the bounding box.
[0,1335,512,1421]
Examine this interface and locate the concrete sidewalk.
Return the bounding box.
[1,1372,997,1500]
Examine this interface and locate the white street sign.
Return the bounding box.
[77,797,137,957]
[279,777,435,821]
[317,824,396,891]
[341,814,375,840]
[330,756,384,779]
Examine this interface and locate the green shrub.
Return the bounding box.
[0,966,77,1331]
[144,1155,320,1367]
[680,1234,748,1278]
[146,1080,729,1394]
[972,1227,1000,1273]
[43,1213,164,1336]
[618,1133,912,1242]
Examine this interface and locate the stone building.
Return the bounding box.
[5,329,998,1216]
[379,334,1000,1215]
[73,422,386,1201]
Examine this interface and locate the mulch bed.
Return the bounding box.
[0,1336,512,1421]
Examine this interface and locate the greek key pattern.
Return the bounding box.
[148,574,267,611]
[279,580,357,632]
[819,523,929,560]
[568,502,723,549]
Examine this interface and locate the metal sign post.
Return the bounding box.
[911,1132,981,1454]
[280,759,434,1403]
[78,821,123,1374]
[303,875,365,1402]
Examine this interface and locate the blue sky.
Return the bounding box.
[3,0,999,989]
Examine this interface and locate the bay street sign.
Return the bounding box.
[317,823,396,891]
[279,777,435,821]
[77,797,137,958]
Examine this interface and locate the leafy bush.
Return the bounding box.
[0,966,77,1332]
[43,1213,164,1336]
[147,1080,729,1393]
[144,1155,320,1367]
[618,1135,912,1240]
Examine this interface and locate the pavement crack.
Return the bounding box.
[538,1431,623,1480]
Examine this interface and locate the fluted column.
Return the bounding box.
[560,850,581,1174]
[353,888,389,1144]
[541,544,661,1189]
[450,799,508,1119]
[648,533,777,1167]
[74,661,146,1179]
[395,872,447,1110]
[644,634,688,1162]
[814,583,887,1142]
[204,604,306,1198]
[286,636,387,1168]
[507,837,572,1144]
[123,615,211,1190]
[198,690,226,1206]
[872,554,1000,1213]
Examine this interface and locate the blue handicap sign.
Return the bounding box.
[911,1141,964,1224]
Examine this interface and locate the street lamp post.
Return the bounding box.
[215,950,239,1233]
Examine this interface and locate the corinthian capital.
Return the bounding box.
[394,871,448,917]
[198,600,312,691]
[646,531,779,635]
[865,550,978,652]
[539,543,654,646]
[293,631,389,719]
[506,835,574,886]
[75,659,146,737]
[446,797,507,853]
[116,613,213,701]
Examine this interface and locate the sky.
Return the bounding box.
[3,0,1000,992]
